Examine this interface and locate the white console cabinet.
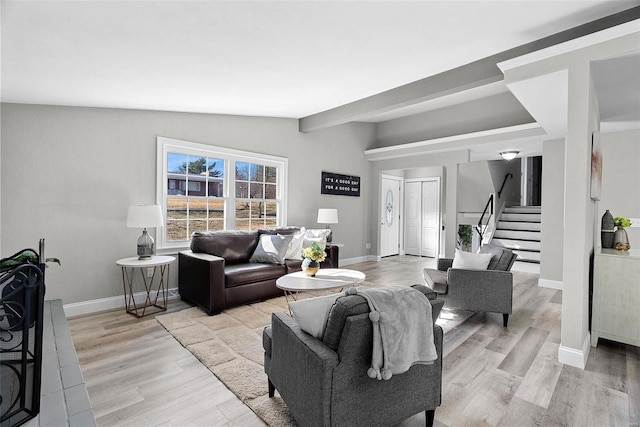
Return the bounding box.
[591,248,640,347]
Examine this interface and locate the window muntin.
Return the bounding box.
[157,137,287,249]
[165,153,225,241]
[234,162,279,230]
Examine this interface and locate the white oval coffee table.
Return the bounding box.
[276,268,365,307]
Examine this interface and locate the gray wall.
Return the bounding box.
[457,158,521,218]
[404,166,443,181]
[598,129,640,246]
[540,139,565,283]
[1,103,375,304]
[487,159,521,207]
[457,161,494,213]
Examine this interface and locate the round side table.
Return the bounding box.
[116,255,175,318]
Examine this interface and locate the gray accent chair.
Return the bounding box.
[423,244,517,327]
[263,285,444,427]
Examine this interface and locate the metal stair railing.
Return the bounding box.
[476,194,494,242]
[497,173,513,198]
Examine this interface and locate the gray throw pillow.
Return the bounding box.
[250,234,294,264]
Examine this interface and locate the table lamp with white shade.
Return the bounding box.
[317,208,338,243]
[127,204,164,259]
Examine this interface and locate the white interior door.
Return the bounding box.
[404,181,421,256]
[421,180,440,258]
[380,176,400,257]
[403,178,440,257]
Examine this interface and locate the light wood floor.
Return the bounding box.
[69,256,640,426]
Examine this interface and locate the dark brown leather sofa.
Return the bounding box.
[179,227,339,314]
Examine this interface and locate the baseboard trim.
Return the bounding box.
[538,278,563,290]
[63,287,180,318]
[341,255,377,266]
[558,333,591,369]
[65,255,377,317]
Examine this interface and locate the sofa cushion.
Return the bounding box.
[250,234,293,264]
[479,245,515,271]
[289,293,342,340]
[423,267,449,295]
[259,226,301,236]
[284,228,306,260]
[191,230,259,264]
[452,249,492,270]
[285,259,303,273]
[225,263,287,288]
[303,229,331,250]
[424,268,448,287]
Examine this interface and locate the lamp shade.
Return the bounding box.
[317,208,338,224]
[127,205,164,228]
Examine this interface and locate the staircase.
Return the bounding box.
[491,206,541,271]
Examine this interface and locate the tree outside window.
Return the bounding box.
[158,138,286,248]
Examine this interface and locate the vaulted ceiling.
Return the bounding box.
[2,1,637,121]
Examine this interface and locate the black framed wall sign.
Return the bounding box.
[321,171,360,197]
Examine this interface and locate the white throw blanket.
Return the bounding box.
[348,286,437,380]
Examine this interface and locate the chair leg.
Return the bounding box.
[268,379,275,398]
[425,409,435,427]
[503,313,509,327]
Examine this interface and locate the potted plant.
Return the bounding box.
[0,248,60,273]
[457,225,473,252]
[301,243,326,277]
[613,217,632,251]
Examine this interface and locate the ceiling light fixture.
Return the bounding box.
[499,151,519,161]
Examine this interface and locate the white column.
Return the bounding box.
[558,61,598,369]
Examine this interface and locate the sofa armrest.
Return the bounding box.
[437,258,453,271]
[178,250,226,315]
[271,312,339,372]
[411,284,444,322]
[447,268,513,313]
[322,244,340,268]
[430,298,445,321]
[411,283,438,300]
[269,312,338,425]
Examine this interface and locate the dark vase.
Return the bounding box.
[601,209,615,249]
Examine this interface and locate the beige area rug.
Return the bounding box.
[155,284,474,426]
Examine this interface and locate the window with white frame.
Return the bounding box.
[157,137,288,249]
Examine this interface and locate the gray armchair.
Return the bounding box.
[423,244,517,327]
[263,285,444,427]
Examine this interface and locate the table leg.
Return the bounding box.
[122,265,169,318]
[148,264,168,312]
[122,266,145,317]
[138,267,154,317]
[282,290,301,315]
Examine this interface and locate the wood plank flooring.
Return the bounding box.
[69,256,640,426]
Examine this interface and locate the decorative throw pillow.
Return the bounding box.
[289,293,342,340]
[303,229,331,250]
[249,234,293,264]
[451,249,492,270]
[284,227,306,260]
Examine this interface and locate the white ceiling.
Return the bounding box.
[2,0,638,120]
